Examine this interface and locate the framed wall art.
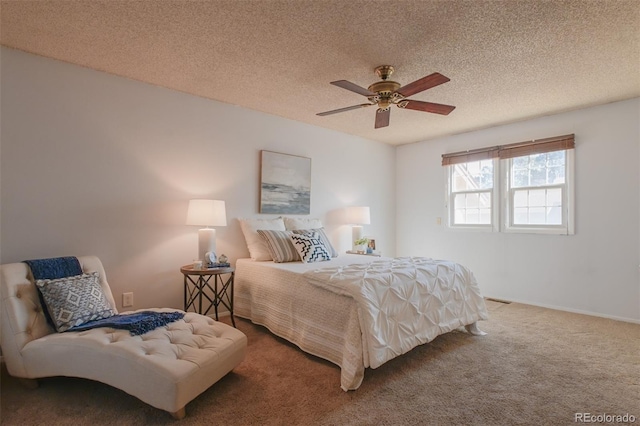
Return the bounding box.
[260,150,311,214]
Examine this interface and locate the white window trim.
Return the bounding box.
[501,149,575,235]
[444,159,499,232]
[445,150,575,235]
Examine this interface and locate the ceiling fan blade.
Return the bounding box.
[330,80,376,97]
[400,100,456,115]
[316,103,373,116]
[396,72,450,97]
[374,108,390,129]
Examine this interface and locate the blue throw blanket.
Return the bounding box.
[70,311,185,336]
[23,257,184,335]
[24,256,84,327]
[23,256,83,280]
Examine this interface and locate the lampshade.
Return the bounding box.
[347,206,371,225]
[186,200,227,227]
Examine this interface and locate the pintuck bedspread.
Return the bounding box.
[302,257,488,370]
[234,254,488,390]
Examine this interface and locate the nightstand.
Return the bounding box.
[180,265,236,327]
[345,250,382,257]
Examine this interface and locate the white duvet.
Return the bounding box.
[234,254,488,390]
[303,257,488,369]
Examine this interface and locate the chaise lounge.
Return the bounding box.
[0,255,247,419]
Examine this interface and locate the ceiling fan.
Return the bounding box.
[317,65,455,129]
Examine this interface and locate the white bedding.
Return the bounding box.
[234,254,488,390]
[303,257,488,369]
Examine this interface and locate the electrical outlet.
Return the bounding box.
[436,217,442,225]
[122,292,134,307]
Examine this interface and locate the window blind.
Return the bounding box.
[441,134,575,166]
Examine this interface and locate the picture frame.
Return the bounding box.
[260,150,311,214]
[367,238,376,253]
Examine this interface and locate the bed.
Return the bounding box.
[234,253,488,391]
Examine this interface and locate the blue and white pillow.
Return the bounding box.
[291,227,338,258]
[35,271,116,332]
[289,232,331,263]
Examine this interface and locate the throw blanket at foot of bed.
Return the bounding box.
[303,257,488,369]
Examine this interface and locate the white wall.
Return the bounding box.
[0,48,396,310]
[2,48,637,323]
[397,98,640,322]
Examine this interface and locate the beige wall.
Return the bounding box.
[0,48,396,311]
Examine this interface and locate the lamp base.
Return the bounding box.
[198,228,217,263]
[352,225,363,252]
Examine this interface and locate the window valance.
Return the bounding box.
[441,134,575,166]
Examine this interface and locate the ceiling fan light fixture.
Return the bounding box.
[376,98,393,110]
[317,65,455,128]
[374,65,395,81]
[367,80,401,95]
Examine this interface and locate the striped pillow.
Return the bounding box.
[257,229,300,263]
[291,227,338,257]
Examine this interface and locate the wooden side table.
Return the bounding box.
[180,265,236,327]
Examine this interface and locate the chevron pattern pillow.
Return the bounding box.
[35,271,116,332]
[291,227,338,258]
[289,232,331,263]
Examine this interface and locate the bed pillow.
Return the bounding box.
[289,232,331,263]
[292,227,338,258]
[283,217,323,231]
[35,271,116,332]
[239,217,286,261]
[257,229,300,263]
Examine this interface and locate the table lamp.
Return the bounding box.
[347,206,370,251]
[186,199,227,262]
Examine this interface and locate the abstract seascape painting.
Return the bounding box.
[260,151,311,214]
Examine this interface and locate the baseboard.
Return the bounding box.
[485,297,511,304]
[484,295,640,324]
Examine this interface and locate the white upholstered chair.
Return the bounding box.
[0,256,247,419]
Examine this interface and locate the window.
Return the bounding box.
[443,134,575,234]
[448,159,496,228]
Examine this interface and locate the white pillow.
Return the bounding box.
[283,217,323,231]
[238,217,286,261]
[289,232,331,263]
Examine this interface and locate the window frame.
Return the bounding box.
[445,158,499,232]
[442,134,575,235]
[502,149,575,235]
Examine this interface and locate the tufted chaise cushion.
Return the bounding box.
[0,256,247,416]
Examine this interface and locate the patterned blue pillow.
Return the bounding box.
[289,232,331,263]
[291,227,338,258]
[35,271,116,332]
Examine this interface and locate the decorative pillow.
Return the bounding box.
[289,232,331,263]
[292,227,338,258]
[283,217,323,231]
[257,229,300,263]
[238,217,286,261]
[35,272,116,332]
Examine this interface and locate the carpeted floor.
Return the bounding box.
[1,301,638,425]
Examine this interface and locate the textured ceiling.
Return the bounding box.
[1,1,639,145]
